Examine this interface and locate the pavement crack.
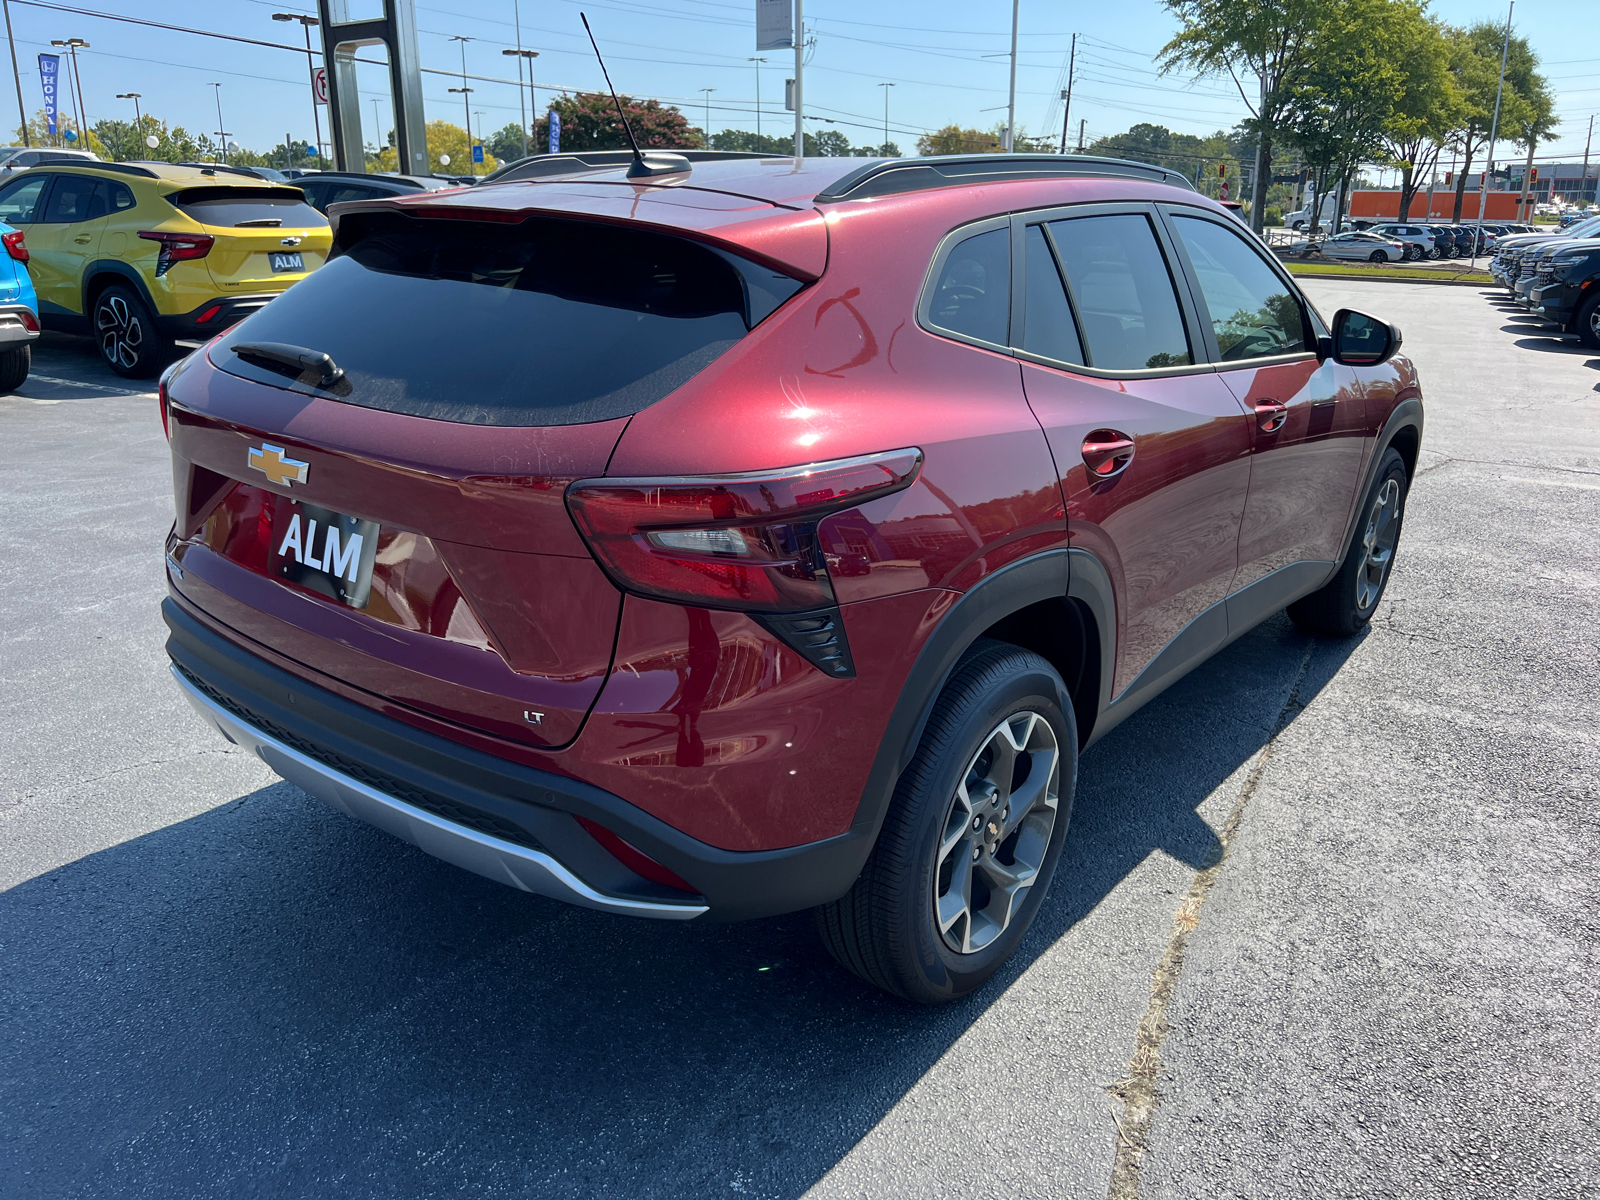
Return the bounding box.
[1104,643,1316,1200]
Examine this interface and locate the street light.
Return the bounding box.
[115,91,142,128]
[748,57,767,139]
[49,37,88,144]
[210,82,230,165]
[449,35,474,172]
[700,87,714,149]
[878,81,894,154]
[501,47,539,159]
[272,12,324,164]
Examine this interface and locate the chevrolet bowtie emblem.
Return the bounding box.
[279,235,303,247]
[248,443,309,487]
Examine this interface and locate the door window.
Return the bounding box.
[1020,223,1084,365]
[0,174,48,224]
[1047,213,1191,370]
[41,175,106,223]
[924,226,1009,347]
[1171,214,1308,362]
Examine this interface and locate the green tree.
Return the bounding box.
[13,108,108,156]
[483,121,530,165]
[1373,9,1463,220]
[917,125,1004,155]
[1159,0,1334,234]
[1442,21,1551,222]
[533,93,697,152]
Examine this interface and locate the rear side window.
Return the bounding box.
[301,180,391,213]
[169,187,327,229]
[213,213,804,427]
[1048,214,1191,370]
[924,227,1009,347]
[42,175,107,223]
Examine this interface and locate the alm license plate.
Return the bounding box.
[268,251,305,273]
[269,496,379,609]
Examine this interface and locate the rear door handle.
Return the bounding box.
[73,235,92,244]
[1082,430,1135,478]
[1255,400,1288,433]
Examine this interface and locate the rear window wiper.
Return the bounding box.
[231,341,344,389]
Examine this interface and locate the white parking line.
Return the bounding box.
[19,374,157,398]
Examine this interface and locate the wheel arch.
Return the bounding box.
[848,548,1114,843]
[82,262,158,319]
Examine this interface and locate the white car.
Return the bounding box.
[0,146,99,174]
[1290,231,1409,263]
[1367,223,1439,261]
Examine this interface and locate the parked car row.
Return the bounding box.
[1489,214,1600,349]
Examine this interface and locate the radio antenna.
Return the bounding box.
[579,12,688,178]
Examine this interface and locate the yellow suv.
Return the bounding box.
[0,161,330,377]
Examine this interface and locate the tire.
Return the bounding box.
[1402,245,1420,261]
[1369,250,1388,263]
[0,343,28,392]
[1288,448,1409,637]
[1426,246,1441,259]
[1575,292,1600,351]
[1292,220,1305,231]
[816,639,1077,1004]
[94,284,173,379]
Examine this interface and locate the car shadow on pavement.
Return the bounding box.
[0,616,1355,1199]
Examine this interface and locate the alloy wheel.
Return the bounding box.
[1356,478,1402,610]
[96,294,143,372]
[933,710,1060,954]
[1589,304,1600,340]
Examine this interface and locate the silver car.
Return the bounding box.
[1292,231,1410,263]
[1367,223,1439,260]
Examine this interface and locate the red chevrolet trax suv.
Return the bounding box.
[161,151,1422,1003]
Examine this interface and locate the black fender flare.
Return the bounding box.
[1342,395,1425,553]
[848,548,1116,844]
[80,260,159,322]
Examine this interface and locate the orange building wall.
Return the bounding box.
[1347,190,1527,221]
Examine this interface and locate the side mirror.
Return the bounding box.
[1328,308,1402,366]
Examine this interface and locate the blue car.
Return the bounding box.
[0,219,37,391]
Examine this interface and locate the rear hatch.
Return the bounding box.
[164,203,808,749]
[168,185,332,292]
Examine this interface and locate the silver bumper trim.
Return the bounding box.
[0,306,38,345]
[171,665,709,920]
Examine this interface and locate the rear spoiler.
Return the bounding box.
[326,189,829,281]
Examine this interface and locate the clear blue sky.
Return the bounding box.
[2,0,1594,161]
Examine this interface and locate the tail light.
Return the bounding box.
[2,229,27,262]
[566,448,922,676]
[157,368,172,440]
[138,230,214,277]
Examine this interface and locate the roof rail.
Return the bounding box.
[57,160,159,179]
[484,149,771,185]
[813,154,1198,203]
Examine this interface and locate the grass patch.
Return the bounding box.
[1285,261,1493,284]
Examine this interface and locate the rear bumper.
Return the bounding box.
[159,294,278,340]
[0,303,39,346]
[163,598,873,922]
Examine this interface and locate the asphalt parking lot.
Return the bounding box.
[3,287,1596,1200]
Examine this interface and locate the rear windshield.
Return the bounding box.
[212,213,804,427]
[170,186,327,229]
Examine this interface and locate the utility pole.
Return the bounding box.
[878,81,893,153]
[792,0,803,158]
[273,14,323,164]
[211,82,230,164]
[1473,0,1513,262]
[1004,0,1018,151]
[701,87,714,147]
[502,47,539,159]
[1077,118,1085,153]
[1250,73,1267,233]
[748,57,767,139]
[1059,33,1076,155]
[3,0,27,147]
[1581,115,1593,208]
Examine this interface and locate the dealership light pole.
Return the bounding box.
[748,56,766,139]
[116,91,141,144]
[449,34,474,173]
[1473,0,1513,262]
[792,0,803,158]
[211,82,230,164]
[878,81,893,153]
[700,87,714,147]
[273,13,323,164]
[502,47,539,159]
[50,37,88,142]
[1004,0,1018,151]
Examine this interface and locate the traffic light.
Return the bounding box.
[1530,166,1538,182]
[1444,172,1453,186]
[1218,163,1226,178]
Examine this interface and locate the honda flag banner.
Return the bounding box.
[37,53,60,136]
[756,0,792,51]
[548,108,560,154]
